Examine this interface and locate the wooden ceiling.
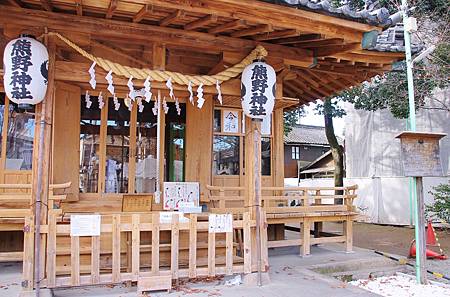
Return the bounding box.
[0,0,405,107]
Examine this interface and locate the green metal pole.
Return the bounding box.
[401,0,424,284]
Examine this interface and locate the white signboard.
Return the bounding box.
[159,211,189,224]
[178,201,202,213]
[70,215,101,237]
[223,110,239,133]
[208,214,233,233]
[163,182,199,210]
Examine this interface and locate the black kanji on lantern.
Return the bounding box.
[249,64,268,116]
[9,39,33,100]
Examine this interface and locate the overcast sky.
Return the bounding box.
[298,101,346,137]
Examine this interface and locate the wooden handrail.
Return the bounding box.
[206,185,246,191]
[0,182,72,190]
[206,184,357,193]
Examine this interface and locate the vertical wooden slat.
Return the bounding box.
[344,216,353,252]
[260,211,269,271]
[128,102,137,193]
[243,212,251,273]
[301,218,311,256]
[46,212,57,287]
[98,97,109,193]
[151,213,159,274]
[171,214,179,279]
[112,214,121,283]
[22,215,34,291]
[70,236,80,286]
[188,214,197,278]
[91,235,100,284]
[131,214,140,279]
[219,189,225,210]
[225,230,233,275]
[208,231,215,276]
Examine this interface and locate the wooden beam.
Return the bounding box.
[208,19,246,34]
[331,51,400,64]
[294,38,344,48]
[106,0,118,19]
[0,6,315,66]
[207,59,226,75]
[133,4,149,23]
[252,29,301,41]
[75,0,83,16]
[159,10,184,27]
[315,43,361,57]
[184,14,218,30]
[6,0,21,7]
[230,24,273,38]
[272,34,323,45]
[41,0,52,11]
[135,0,379,42]
[90,39,151,67]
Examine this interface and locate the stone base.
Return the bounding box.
[243,272,271,286]
[19,289,53,297]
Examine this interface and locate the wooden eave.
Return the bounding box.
[0,0,405,108]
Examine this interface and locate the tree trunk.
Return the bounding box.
[323,99,344,203]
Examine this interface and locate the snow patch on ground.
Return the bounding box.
[350,273,450,297]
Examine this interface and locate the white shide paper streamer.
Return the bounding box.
[88,61,96,90]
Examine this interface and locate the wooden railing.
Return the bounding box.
[206,185,358,256]
[0,182,72,219]
[0,182,72,263]
[207,185,358,214]
[22,211,267,291]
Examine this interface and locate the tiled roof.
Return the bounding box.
[263,1,422,54]
[262,0,393,27]
[368,24,423,53]
[284,124,343,145]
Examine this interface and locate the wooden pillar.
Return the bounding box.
[271,85,285,239]
[128,103,137,193]
[245,119,262,276]
[31,34,56,289]
[153,43,166,195]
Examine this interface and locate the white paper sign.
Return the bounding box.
[159,211,189,224]
[70,215,101,237]
[261,115,271,135]
[223,110,239,133]
[208,214,233,233]
[163,182,199,210]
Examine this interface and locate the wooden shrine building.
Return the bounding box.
[0,0,407,294]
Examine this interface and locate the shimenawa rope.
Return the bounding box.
[48,32,268,86]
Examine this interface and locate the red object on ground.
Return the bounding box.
[427,221,437,245]
[409,240,448,260]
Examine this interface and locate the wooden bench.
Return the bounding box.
[206,185,358,256]
[0,182,71,262]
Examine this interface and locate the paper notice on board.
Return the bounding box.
[208,214,233,233]
[70,215,101,237]
[159,212,190,224]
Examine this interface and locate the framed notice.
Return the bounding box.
[163,182,199,210]
[208,214,233,233]
[223,110,239,133]
[70,214,101,237]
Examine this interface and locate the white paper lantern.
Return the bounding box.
[3,35,49,106]
[241,62,276,119]
[241,60,276,119]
